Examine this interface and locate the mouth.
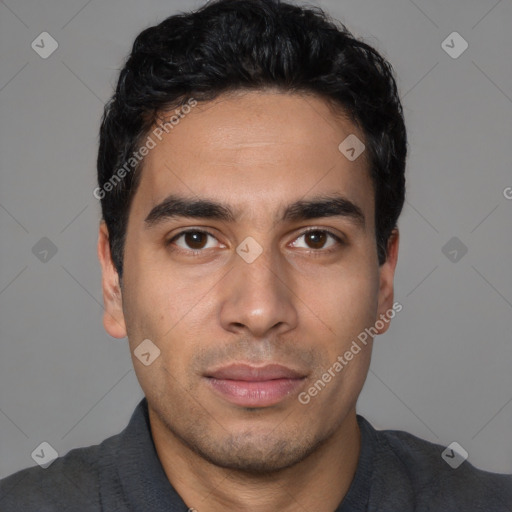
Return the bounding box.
[204,363,307,408]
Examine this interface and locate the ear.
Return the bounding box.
[375,228,399,335]
[97,221,127,338]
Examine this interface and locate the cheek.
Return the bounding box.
[122,256,190,337]
[306,264,379,334]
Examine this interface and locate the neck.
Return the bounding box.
[149,408,361,512]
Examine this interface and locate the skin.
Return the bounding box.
[97,90,399,512]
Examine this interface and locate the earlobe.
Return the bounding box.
[375,229,399,335]
[97,221,127,339]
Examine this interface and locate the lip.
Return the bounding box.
[204,364,307,407]
[206,363,306,381]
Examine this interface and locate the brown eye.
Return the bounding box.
[183,231,208,249]
[168,230,219,252]
[290,229,343,252]
[304,230,328,249]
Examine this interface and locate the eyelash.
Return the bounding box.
[166,228,345,257]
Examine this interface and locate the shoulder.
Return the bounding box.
[0,432,122,512]
[365,419,512,511]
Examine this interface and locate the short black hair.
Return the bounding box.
[97,0,407,280]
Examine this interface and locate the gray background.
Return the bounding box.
[1,0,511,479]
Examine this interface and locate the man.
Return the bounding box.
[1,0,510,510]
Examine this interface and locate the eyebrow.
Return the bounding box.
[144,193,366,230]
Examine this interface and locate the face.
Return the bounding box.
[98,90,398,473]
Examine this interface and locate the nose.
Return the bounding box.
[219,243,299,339]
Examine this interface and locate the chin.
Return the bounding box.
[189,431,318,474]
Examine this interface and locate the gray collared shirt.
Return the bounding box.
[1,398,511,511]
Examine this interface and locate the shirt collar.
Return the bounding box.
[109,397,187,511]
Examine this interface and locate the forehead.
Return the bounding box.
[130,91,374,227]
